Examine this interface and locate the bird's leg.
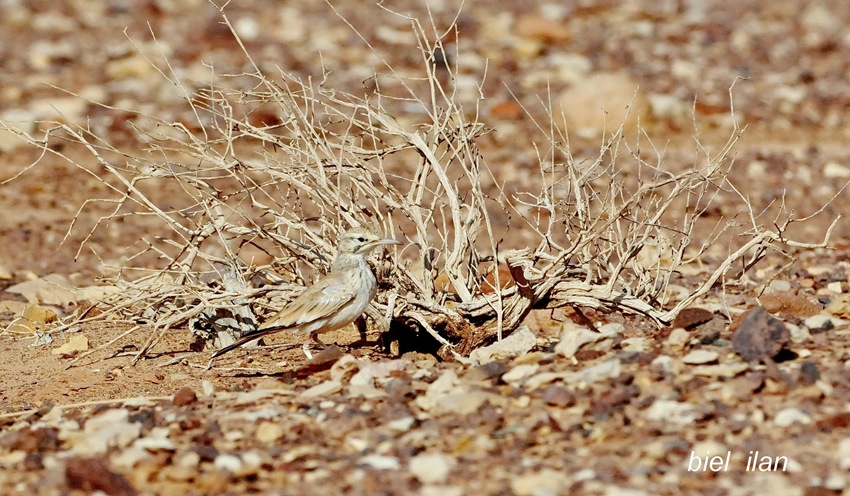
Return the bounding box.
[349,316,371,347]
[302,332,325,360]
[302,342,313,361]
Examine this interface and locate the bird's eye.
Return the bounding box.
[356,237,365,242]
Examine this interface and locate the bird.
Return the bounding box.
[211,228,401,359]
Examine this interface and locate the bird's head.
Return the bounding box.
[337,228,401,256]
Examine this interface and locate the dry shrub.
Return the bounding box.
[2,3,838,361]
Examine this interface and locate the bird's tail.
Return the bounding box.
[210,325,292,358]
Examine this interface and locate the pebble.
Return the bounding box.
[666,327,691,349]
[214,453,243,473]
[645,400,700,424]
[732,306,789,361]
[300,380,342,398]
[556,72,649,138]
[6,273,79,305]
[648,93,690,122]
[68,408,141,456]
[805,314,848,332]
[421,486,464,496]
[827,281,844,293]
[433,391,491,416]
[555,323,614,358]
[572,358,621,384]
[767,280,792,293]
[621,337,650,352]
[172,387,197,407]
[233,16,260,41]
[682,350,719,365]
[650,355,676,374]
[773,408,812,427]
[358,455,400,470]
[540,384,576,407]
[691,362,748,378]
[469,325,536,364]
[409,453,455,484]
[51,334,90,357]
[510,468,570,496]
[515,15,570,43]
[839,438,850,470]
[501,364,540,385]
[788,324,811,343]
[255,421,284,443]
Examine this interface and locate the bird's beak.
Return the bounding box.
[376,238,402,246]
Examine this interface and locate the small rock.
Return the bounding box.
[415,370,458,411]
[828,282,845,293]
[650,355,676,374]
[799,361,820,385]
[214,453,243,473]
[501,363,540,385]
[648,93,690,122]
[691,362,749,378]
[510,468,570,496]
[470,325,537,364]
[645,400,700,424]
[201,380,216,397]
[65,409,141,456]
[551,53,592,84]
[172,387,197,407]
[6,273,79,305]
[255,421,284,443]
[300,380,342,398]
[826,295,850,318]
[329,354,360,382]
[839,438,850,470]
[824,162,850,179]
[349,367,374,388]
[555,323,615,358]
[64,457,137,496]
[774,408,812,427]
[421,486,464,496]
[682,350,719,365]
[358,455,400,470]
[620,337,650,352]
[409,453,455,484]
[465,361,508,382]
[691,440,728,459]
[788,324,811,344]
[306,345,345,367]
[805,313,848,332]
[572,358,621,384]
[0,300,28,314]
[433,391,491,416]
[556,72,649,138]
[515,15,570,43]
[385,417,416,433]
[540,384,576,407]
[23,305,58,324]
[732,306,790,361]
[489,101,523,120]
[760,292,820,317]
[767,280,793,293]
[666,327,691,349]
[51,335,90,357]
[672,308,714,329]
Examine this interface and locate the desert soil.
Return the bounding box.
[3,1,850,495]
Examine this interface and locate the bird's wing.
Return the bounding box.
[210,275,356,358]
[264,275,356,328]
